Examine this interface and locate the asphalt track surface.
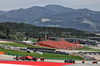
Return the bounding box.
[0,54,100,66]
[64,63,100,66]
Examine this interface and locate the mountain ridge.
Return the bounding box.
[0,4,100,31]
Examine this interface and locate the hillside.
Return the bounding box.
[0,22,97,40]
[0,5,100,31]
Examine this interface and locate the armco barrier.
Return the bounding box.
[44,57,78,60]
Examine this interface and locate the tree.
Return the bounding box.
[0,32,7,39]
[9,34,17,40]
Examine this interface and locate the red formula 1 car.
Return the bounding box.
[14,55,37,61]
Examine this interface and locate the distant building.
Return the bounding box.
[22,41,33,44]
[50,37,96,45]
[50,37,60,41]
[87,37,100,42]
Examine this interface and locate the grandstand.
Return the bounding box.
[38,40,83,49]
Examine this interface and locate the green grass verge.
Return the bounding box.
[0,42,30,47]
[0,48,83,60]
[0,42,54,49]
[77,46,100,51]
[77,47,92,50]
[29,39,37,42]
[0,42,41,48]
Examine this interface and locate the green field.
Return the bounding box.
[0,42,30,47]
[77,47,92,50]
[0,42,55,49]
[0,48,83,60]
[77,46,100,51]
[29,39,37,42]
[0,42,41,48]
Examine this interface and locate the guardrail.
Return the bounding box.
[44,58,92,61]
[43,57,82,60]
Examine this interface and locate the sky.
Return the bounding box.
[0,0,100,11]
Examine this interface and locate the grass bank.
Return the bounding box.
[0,48,83,60]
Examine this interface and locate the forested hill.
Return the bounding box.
[0,22,96,40]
